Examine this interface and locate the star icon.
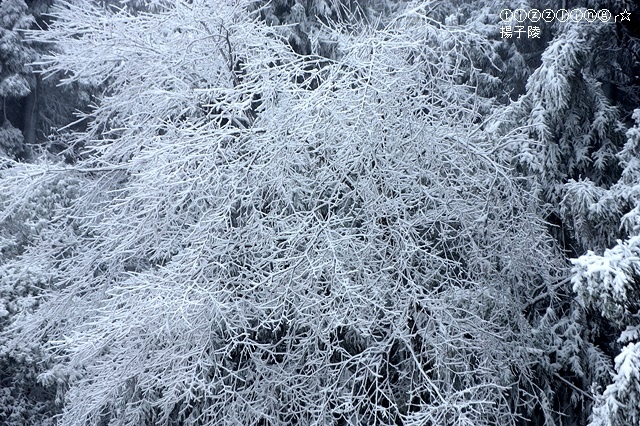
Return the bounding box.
[619,9,631,21]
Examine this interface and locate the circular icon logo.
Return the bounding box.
[513,8,528,22]
[570,9,583,22]
[584,9,597,22]
[556,9,569,22]
[598,9,611,22]
[500,9,512,21]
[529,9,541,22]
[542,9,555,22]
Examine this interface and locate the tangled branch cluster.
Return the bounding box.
[2,1,566,425]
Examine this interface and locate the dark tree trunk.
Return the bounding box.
[22,74,39,148]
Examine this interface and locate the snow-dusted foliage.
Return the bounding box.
[0,0,93,160]
[573,237,640,326]
[589,340,640,426]
[0,162,87,424]
[571,111,640,426]
[505,20,624,201]
[0,3,91,420]
[0,1,581,425]
[0,0,34,98]
[0,0,35,158]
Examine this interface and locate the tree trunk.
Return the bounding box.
[22,74,39,149]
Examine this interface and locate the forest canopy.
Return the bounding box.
[0,1,639,425]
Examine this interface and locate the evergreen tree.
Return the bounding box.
[571,111,640,426]
[0,0,36,159]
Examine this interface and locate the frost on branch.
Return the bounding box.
[6,1,569,425]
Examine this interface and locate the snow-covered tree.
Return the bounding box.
[0,0,96,163]
[0,0,101,421]
[0,164,83,423]
[0,0,37,158]
[0,1,588,424]
[571,110,640,426]
[0,2,83,422]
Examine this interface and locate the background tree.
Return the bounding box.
[570,110,640,426]
[0,0,37,159]
[0,1,96,423]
